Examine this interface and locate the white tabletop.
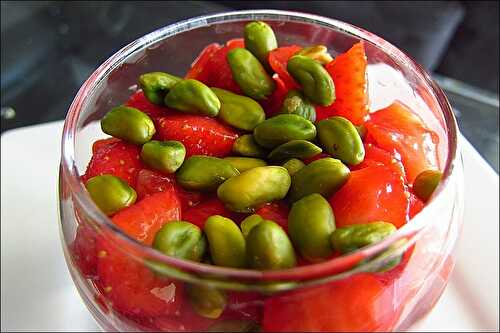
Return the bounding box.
[1,121,498,331]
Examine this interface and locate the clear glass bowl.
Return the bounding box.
[59,10,464,332]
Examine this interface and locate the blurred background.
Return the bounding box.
[1,0,498,171]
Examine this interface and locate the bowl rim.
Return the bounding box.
[60,9,460,283]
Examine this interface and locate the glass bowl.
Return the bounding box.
[59,10,464,332]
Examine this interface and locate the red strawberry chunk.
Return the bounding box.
[329,165,410,228]
[71,223,99,278]
[91,137,121,154]
[268,45,302,90]
[185,42,222,83]
[156,114,238,158]
[262,273,398,332]
[255,201,289,233]
[126,90,171,118]
[96,239,183,318]
[182,197,242,229]
[111,189,181,246]
[316,42,368,124]
[365,101,440,182]
[204,38,245,94]
[353,143,406,179]
[83,140,143,188]
[136,168,203,210]
[136,169,176,200]
[409,192,425,218]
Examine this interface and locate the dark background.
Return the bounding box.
[1,1,498,169]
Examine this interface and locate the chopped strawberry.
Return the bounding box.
[268,45,302,90]
[365,101,440,182]
[204,38,245,94]
[223,291,263,323]
[136,168,204,210]
[96,239,184,318]
[156,114,238,158]
[329,165,410,228]
[259,75,290,117]
[136,169,176,200]
[83,140,143,188]
[185,42,222,83]
[303,153,331,165]
[262,273,398,332]
[126,90,171,118]
[155,301,215,331]
[353,143,406,179]
[71,223,99,278]
[182,197,242,228]
[408,193,425,218]
[255,201,289,233]
[111,190,181,246]
[316,42,368,124]
[91,137,121,154]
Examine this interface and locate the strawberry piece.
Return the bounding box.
[223,291,263,323]
[353,143,406,179]
[409,193,425,218]
[259,75,290,117]
[365,101,440,182]
[185,42,222,83]
[255,201,289,233]
[182,197,241,229]
[91,138,121,154]
[316,42,368,124]
[126,90,171,118]
[262,273,398,332]
[156,114,238,158]
[329,165,410,228]
[83,140,143,188]
[268,46,302,90]
[96,239,183,318]
[135,169,176,200]
[155,301,216,331]
[71,223,99,278]
[204,38,245,94]
[111,190,181,246]
[136,168,204,210]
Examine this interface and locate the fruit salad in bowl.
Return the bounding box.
[59,10,463,332]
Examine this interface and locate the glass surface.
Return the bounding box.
[59,10,464,331]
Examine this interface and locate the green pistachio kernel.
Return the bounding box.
[165,79,221,117]
[212,87,265,131]
[176,156,239,192]
[287,55,335,106]
[204,215,246,268]
[227,48,275,100]
[331,221,397,254]
[232,134,269,158]
[317,116,365,165]
[279,89,316,122]
[153,221,206,262]
[217,166,291,213]
[246,220,297,270]
[138,71,181,105]
[413,169,443,202]
[101,106,155,145]
[140,140,186,174]
[288,193,335,261]
[289,157,350,202]
[85,175,137,216]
